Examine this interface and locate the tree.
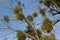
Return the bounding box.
[0,0,60,40]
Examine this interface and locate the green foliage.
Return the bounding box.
[27,15,33,22]
[16,31,26,40]
[32,12,38,17]
[41,17,53,33]
[39,8,46,17]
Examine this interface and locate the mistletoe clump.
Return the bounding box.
[32,12,38,17]
[13,6,24,20]
[40,35,56,40]
[16,30,26,40]
[41,17,53,33]
[39,8,46,17]
[3,15,9,22]
[13,6,22,15]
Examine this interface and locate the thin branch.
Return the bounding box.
[49,8,60,16]
[0,32,14,38]
[0,21,36,40]
[1,20,16,32]
[24,17,39,40]
[51,0,60,11]
[0,0,13,10]
[0,18,18,20]
[0,27,36,40]
[0,28,8,29]
[16,30,36,40]
[0,24,14,30]
[0,15,40,39]
[22,32,36,40]
[52,19,60,25]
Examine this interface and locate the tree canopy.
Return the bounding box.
[0,0,60,40]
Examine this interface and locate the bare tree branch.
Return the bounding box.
[0,18,18,20]
[51,0,60,11]
[0,0,13,10]
[52,19,60,25]
[0,32,14,38]
[0,20,16,32]
[0,21,36,40]
[49,8,60,16]
[0,16,40,40]
[24,17,39,40]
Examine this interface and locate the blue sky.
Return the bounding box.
[0,0,60,40]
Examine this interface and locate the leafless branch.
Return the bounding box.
[51,0,60,11]
[0,0,13,10]
[22,31,36,40]
[52,19,60,25]
[15,29,36,40]
[0,18,18,20]
[0,17,40,40]
[23,17,39,40]
[0,32,14,38]
[0,20,36,40]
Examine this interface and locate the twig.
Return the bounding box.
[52,19,60,25]
[0,32,14,38]
[24,17,39,40]
[0,18,18,20]
[19,31,36,40]
[1,0,13,10]
[0,20,36,40]
[51,0,60,11]
[1,20,16,32]
[16,30,37,40]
